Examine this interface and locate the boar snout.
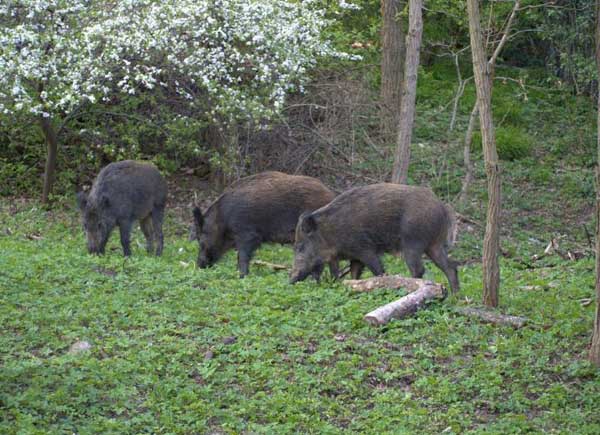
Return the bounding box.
[289,269,309,284]
[197,258,211,269]
[290,261,322,284]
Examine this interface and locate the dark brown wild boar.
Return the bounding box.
[77,160,167,256]
[192,171,337,277]
[290,183,459,292]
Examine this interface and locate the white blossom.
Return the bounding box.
[0,0,349,127]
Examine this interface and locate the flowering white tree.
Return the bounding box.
[0,0,347,203]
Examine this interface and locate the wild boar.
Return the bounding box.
[192,171,337,277]
[76,160,167,256]
[290,183,459,292]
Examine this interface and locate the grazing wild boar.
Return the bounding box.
[77,160,167,256]
[192,171,337,277]
[290,183,459,293]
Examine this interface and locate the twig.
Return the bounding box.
[252,260,289,271]
[455,212,482,227]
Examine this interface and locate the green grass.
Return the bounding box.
[1,200,600,434]
[2,57,600,434]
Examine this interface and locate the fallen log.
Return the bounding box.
[346,275,447,326]
[454,307,528,328]
[363,281,446,325]
[252,260,288,270]
[345,275,434,293]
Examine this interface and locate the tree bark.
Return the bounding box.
[40,116,58,204]
[467,0,501,307]
[457,103,478,207]
[205,124,226,191]
[589,0,600,366]
[391,0,422,184]
[458,0,520,207]
[363,280,446,325]
[380,0,406,145]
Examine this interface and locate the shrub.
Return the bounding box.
[473,126,533,161]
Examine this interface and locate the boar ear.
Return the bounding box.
[192,206,204,231]
[301,213,318,234]
[76,191,88,210]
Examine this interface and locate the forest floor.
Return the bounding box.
[1,188,599,434]
[2,61,600,433]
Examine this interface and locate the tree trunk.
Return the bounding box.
[40,116,58,204]
[380,0,406,145]
[205,124,226,191]
[589,0,600,366]
[391,0,422,184]
[458,0,519,207]
[467,0,501,307]
[457,103,478,207]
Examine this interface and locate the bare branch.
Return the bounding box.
[489,0,521,68]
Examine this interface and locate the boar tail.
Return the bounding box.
[445,204,457,248]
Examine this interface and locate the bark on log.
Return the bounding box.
[454,307,527,328]
[346,275,434,293]
[363,280,446,325]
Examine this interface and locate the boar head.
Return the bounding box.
[193,206,228,268]
[290,212,331,284]
[77,192,115,255]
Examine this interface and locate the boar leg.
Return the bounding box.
[328,259,340,280]
[426,244,460,293]
[350,260,365,279]
[236,235,261,277]
[140,216,154,254]
[404,248,425,278]
[311,263,325,283]
[119,221,133,256]
[357,252,384,277]
[151,206,165,256]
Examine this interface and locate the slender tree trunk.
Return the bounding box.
[457,103,478,206]
[205,124,226,191]
[391,0,422,184]
[467,0,501,307]
[381,0,406,145]
[40,116,58,204]
[458,0,519,207]
[589,0,600,366]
